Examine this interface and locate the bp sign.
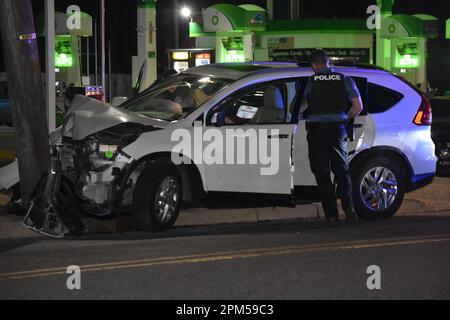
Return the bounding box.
[388,24,396,34]
[203,4,266,33]
[204,8,234,32]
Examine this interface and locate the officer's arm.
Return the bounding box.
[298,79,312,118]
[348,96,363,119]
[345,77,363,119]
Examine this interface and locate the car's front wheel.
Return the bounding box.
[133,163,182,231]
[352,157,405,220]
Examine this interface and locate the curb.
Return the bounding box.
[0,204,325,239]
[1,199,450,240]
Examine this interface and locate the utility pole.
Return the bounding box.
[0,0,50,207]
[94,19,98,84]
[45,0,56,132]
[174,0,179,48]
[101,0,106,102]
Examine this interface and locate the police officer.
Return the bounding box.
[300,49,363,225]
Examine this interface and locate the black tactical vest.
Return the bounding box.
[306,72,349,116]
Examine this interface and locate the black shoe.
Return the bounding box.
[344,210,357,224]
[325,217,340,226]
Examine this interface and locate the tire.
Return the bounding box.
[352,157,405,220]
[132,162,182,231]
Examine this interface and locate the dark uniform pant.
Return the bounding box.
[307,122,354,219]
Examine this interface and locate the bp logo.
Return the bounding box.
[212,15,219,26]
[251,14,264,25]
[388,24,396,34]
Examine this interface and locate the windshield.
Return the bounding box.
[123,74,232,121]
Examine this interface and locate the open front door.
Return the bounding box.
[348,77,369,156]
[292,76,369,187]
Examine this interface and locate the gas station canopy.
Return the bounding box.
[381,14,439,39]
[192,4,266,35]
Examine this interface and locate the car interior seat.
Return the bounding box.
[255,86,285,123]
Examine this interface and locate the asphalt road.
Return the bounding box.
[0,214,449,300]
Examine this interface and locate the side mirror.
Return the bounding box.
[211,112,224,127]
[112,96,128,107]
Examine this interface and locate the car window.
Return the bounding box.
[368,83,404,114]
[211,83,288,125]
[123,75,231,121]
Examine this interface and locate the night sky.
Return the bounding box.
[0,0,449,89]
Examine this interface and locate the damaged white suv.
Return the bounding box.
[31,62,436,234]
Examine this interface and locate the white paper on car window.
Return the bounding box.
[236,105,259,119]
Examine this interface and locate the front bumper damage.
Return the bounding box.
[22,146,85,238]
[22,141,140,238]
[19,96,163,238]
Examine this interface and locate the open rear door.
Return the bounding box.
[292,76,369,187]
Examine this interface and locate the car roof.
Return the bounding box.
[183,62,391,80]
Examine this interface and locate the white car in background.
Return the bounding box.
[42,62,436,232]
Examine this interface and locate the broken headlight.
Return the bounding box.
[98,144,119,160]
[93,123,160,161]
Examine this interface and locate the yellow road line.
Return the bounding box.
[1,235,449,281]
[0,149,16,162]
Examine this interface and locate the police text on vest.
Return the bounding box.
[314,74,342,81]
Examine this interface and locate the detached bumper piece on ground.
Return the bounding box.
[22,147,86,238]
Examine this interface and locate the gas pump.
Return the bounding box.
[221,37,246,63]
[381,14,439,91]
[391,39,424,87]
[38,11,94,125]
[52,11,96,112]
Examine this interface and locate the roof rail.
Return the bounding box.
[273,57,387,71]
[333,62,387,71]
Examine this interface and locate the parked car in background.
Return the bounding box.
[0,81,12,126]
[431,96,450,170]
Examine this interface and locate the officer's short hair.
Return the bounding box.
[309,49,329,65]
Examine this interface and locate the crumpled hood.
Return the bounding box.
[63,95,168,140]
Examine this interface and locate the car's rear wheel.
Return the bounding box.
[352,157,405,220]
[133,163,182,231]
